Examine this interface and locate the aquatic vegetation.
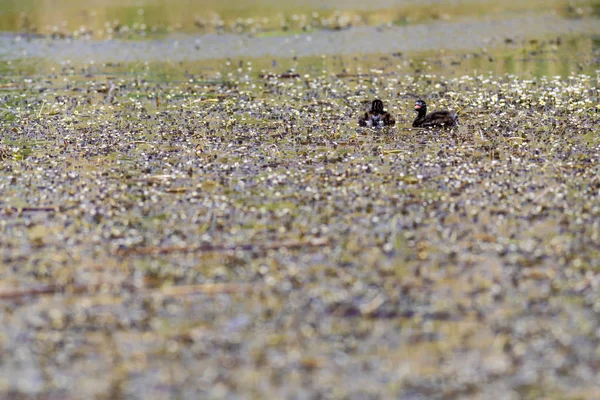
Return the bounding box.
[1,0,598,39]
[0,54,599,398]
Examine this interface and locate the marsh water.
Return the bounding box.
[1,1,600,399]
[1,0,600,77]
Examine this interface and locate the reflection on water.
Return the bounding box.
[419,35,600,78]
[3,32,598,80]
[0,35,598,81]
[0,1,598,80]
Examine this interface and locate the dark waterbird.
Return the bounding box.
[412,99,458,128]
[358,99,395,127]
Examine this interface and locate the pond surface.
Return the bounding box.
[1,1,600,400]
[1,0,599,79]
[1,13,599,64]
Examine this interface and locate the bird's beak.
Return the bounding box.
[414,104,421,110]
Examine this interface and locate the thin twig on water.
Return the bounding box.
[0,281,256,300]
[115,237,330,257]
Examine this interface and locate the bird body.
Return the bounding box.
[359,99,395,127]
[412,100,458,128]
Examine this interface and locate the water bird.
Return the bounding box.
[358,99,395,127]
[412,99,458,128]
